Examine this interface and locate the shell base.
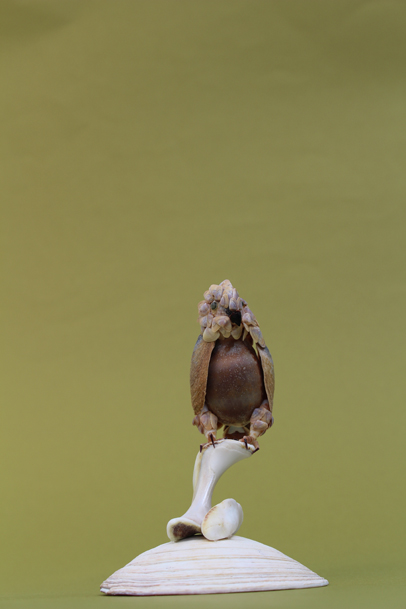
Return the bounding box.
[100,535,329,596]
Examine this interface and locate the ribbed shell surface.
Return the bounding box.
[101,535,328,596]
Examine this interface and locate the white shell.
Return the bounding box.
[100,535,329,595]
[201,498,243,541]
[167,439,254,542]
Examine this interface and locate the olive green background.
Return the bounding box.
[1,1,405,608]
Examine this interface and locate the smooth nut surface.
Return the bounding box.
[205,337,265,426]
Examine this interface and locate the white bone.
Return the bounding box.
[167,439,254,542]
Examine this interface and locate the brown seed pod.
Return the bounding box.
[191,280,274,450]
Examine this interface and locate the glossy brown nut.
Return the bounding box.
[205,337,265,426]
